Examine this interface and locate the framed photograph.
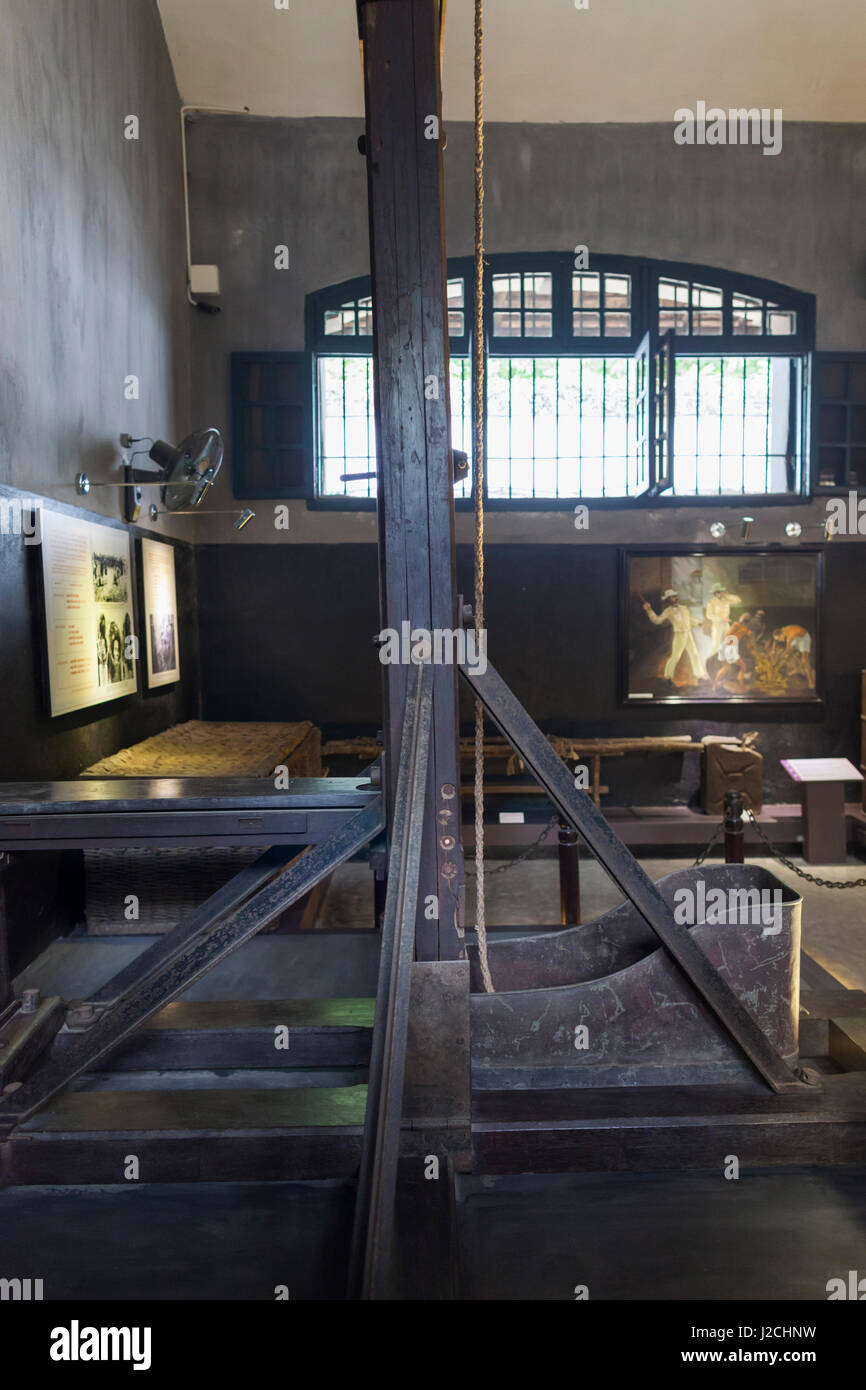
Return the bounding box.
[141,537,180,689]
[40,509,138,716]
[622,548,822,705]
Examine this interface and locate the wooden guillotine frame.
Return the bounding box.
[1,0,866,1305]
[349,0,866,1299]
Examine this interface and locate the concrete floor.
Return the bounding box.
[5,843,866,1302]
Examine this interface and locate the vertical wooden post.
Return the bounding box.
[359,0,465,960]
[724,790,745,864]
[557,820,581,925]
[0,855,11,1009]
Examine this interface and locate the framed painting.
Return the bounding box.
[621,548,822,705]
[40,508,138,716]
[141,537,180,689]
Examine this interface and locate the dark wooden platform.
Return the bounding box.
[471,1072,866,1173]
[0,777,379,849]
[83,998,375,1071]
[0,1084,368,1186]
[3,974,865,1186]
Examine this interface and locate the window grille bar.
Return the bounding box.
[743,361,750,493]
[318,353,800,501]
[718,358,725,496]
[764,356,771,494]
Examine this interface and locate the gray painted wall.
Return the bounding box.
[185,114,866,545]
[0,0,200,769]
[0,0,198,969]
[0,0,191,533]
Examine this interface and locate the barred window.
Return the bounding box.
[281,253,817,503]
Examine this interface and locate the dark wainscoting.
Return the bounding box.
[196,542,866,807]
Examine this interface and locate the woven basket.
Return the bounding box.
[81,721,322,935]
[81,720,321,780]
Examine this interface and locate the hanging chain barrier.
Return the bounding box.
[471,0,493,993]
[693,819,725,868]
[693,809,866,888]
[744,809,866,889]
[466,815,559,877]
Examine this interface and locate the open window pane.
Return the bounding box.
[573,310,601,336]
[573,272,600,309]
[672,356,798,495]
[604,312,632,337]
[317,352,802,500]
[604,274,631,309]
[493,271,553,337]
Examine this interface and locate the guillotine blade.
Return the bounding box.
[461,658,810,1096]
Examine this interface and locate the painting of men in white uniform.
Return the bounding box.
[706,582,742,652]
[624,550,820,703]
[641,589,708,683]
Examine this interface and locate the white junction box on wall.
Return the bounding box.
[189,264,221,296]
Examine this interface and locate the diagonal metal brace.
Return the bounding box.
[80,843,298,1015]
[0,799,385,1134]
[461,659,811,1096]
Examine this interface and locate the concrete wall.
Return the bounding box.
[0,0,198,964]
[0,0,199,771]
[0,0,191,534]
[186,114,866,546]
[0,0,197,783]
[186,112,866,804]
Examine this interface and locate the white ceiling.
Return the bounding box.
[157,0,866,123]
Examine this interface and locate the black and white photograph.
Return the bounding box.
[91,550,128,604]
[141,535,181,688]
[148,610,176,675]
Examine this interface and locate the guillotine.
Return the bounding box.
[2,0,866,1304]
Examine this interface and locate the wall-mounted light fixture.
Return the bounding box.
[741,515,755,541]
[779,517,836,542]
[708,521,726,540]
[148,504,255,532]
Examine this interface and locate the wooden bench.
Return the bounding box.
[324,733,699,808]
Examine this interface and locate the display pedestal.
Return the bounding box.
[782,757,863,865]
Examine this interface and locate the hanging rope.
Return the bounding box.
[472,0,493,993]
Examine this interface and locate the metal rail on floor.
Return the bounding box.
[348,660,433,1300]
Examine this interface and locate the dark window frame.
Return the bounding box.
[811,351,866,495]
[291,254,818,509]
[230,350,314,500]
